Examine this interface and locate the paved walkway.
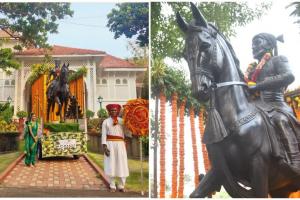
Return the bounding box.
[0,187,146,197]
[1,156,106,190]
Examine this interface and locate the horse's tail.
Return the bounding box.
[209,144,254,198]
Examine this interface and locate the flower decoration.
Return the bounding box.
[43,128,50,136]
[123,99,149,137]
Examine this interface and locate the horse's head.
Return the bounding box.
[60,63,69,84]
[177,3,225,102]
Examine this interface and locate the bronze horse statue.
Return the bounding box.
[46,63,70,122]
[177,3,300,198]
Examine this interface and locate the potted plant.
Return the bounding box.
[87,122,96,134]
[97,108,108,118]
[86,110,94,120]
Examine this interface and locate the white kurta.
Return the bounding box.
[102,117,129,177]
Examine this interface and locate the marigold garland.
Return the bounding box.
[244,52,272,83]
[123,98,149,136]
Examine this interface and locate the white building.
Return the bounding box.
[0,31,147,117]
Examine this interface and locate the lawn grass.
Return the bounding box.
[0,152,21,174]
[19,139,25,152]
[0,139,24,174]
[87,152,149,192]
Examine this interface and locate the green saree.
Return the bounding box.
[24,121,38,166]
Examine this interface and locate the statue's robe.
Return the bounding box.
[253,55,300,167]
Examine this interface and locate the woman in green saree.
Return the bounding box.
[24,112,38,167]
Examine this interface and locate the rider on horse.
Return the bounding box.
[47,61,61,84]
[46,62,70,122]
[46,61,61,98]
[246,33,300,167]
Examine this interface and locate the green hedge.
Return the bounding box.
[0,132,19,136]
[44,123,79,132]
[0,132,19,152]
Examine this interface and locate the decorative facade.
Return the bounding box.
[0,31,146,118]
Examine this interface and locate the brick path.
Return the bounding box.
[1,156,106,191]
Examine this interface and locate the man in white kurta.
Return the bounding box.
[102,104,129,192]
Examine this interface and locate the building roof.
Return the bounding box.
[0,29,20,38]
[99,54,138,68]
[14,44,145,69]
[15,45,105,56]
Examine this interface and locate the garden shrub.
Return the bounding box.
[0,132,19,152]
[16,111,27,119]
[0,105,13,123]
[44,123,79,132]
[87,118,101,132]
[86,110,94,119]
[97,108,108,118]
[0,119,17,132]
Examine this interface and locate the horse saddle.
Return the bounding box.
[255,101,300,170]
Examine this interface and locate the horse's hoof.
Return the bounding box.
[190,193,197,198]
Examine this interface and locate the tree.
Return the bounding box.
[141,68,149,100]
[151,59,167,197]
[0,3,73,73]
[177,97,186,198]
[159,91,166,198]
[171,92,178,198]
[151,59,202,197]
[126,41,149,99]
[151,2,272,60]
[287,2,300,25]
[127,40,148,67]
[107,3,149,47]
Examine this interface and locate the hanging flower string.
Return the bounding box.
[244,52,272,84]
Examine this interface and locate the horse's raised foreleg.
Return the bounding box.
[190,168,222,198]
[250,155,269,198]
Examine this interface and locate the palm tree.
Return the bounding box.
[171,92,178,198]
[151,59,167,197]
[288,2,300,24]
[162,68,188,198]
[178,97,186,198]
[159,91,167,197]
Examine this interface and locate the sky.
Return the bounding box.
[47,3,133,59]
[231,1,300,90]
[150,1,300,198]
[168,1,300,90]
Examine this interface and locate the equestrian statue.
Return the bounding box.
[176,3,300,198]
[46,62,70,122]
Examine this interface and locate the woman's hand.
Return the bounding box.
[34,136,38,143]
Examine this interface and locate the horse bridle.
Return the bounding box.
[194,67,247,90]
[216,81,247,89]
[193,40,247,89]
